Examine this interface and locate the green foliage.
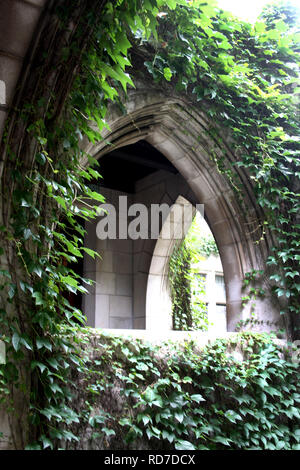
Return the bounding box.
[168,216,219,331]
[0,0,299,450]
[169,240,208,331]
[0,0,181,449]
[194,235,219,258]
[260,0,300,29]
[67,331,300,450]
[186,217,219,257]
[139,0,300,338]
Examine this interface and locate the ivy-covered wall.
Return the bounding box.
[0,0,299,450]
[58,331,299,450]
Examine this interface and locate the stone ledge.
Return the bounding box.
[92,328,265,347]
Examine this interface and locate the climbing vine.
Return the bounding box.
[186,215,219,257]
[168,214,219,331]
[0,0,299,450]
[0,0,182,449]
[136,0,300,339]
[67,331,300,450]
[169,239,208,331]
[196,235,219,257]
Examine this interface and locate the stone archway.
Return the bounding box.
[0,2,283,334]
[83,86,281,332]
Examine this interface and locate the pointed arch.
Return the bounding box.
[83,88,281,331]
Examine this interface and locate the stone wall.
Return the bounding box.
[0,0,47,140]
[57,330,290,451]
[83,189,134,329]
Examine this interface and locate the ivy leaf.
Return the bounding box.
[141,415,151,426]
[175,411,184,423]
[49,383,63,394]
[23,228,32,240]
[60,276,78,288]
[255,22,266,34]
[224,410,242,423]
[8,284,16,299]
[191,394,205,403]
[116,32,131,55]
[54,196,67,210]
[102,427,116,437]
[32,291,44,306]
[213,436,232,446]
[276,441,286,450]
[31,361,48,374]
[175,440,196,450]
[41,436,53,450]
[163,67,172,81]
[165,0,177,10]
[20,336,33,351]
[100,63,134,92]
[36,337,52,351]
[12,332,21,352]
[25,443,42,450]
[162,430,175,442]
[81,247,100,259]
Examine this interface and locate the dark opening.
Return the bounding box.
[95,140,178,193]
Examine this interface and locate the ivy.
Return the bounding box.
[168,216,220,331]
[0,0,299,450]
[135,0,300,339]
[169,239,208,331]
[65,331,300,451]
[0,0,180,449]
[186,217,219,257]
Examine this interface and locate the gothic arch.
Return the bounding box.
[85,86,281,331]
[0,1,281,332]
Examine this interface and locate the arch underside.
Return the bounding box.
[83,87,282,332]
